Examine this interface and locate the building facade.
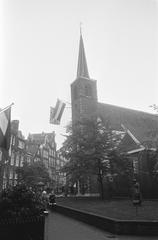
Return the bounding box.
[27,132,57,188]
[55,150,67,194]
[1,120,26,189]
[70,33,158,197]
[0,121,58,190]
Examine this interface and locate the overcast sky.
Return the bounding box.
[0,0,157,149]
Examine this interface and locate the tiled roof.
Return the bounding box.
[28,132,55,144]
[28,133,45,144]
[118,133,141,153]
[98,102,158,149]
[26,141,39,155]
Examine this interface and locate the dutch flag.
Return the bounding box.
[50,99,66,125]
[0,106,11,151]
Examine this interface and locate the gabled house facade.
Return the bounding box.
[55,149,67,194]
[27,132,57,188]
[1,120,27,189]
[0,121,58,190]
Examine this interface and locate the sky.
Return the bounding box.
[0,0,158,149]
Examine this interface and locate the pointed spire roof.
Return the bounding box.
[77,33,90,79]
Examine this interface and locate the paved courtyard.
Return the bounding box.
[44,211,158,240]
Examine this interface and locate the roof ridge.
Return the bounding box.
[98,102,158,118]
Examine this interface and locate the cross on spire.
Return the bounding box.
[80,22,83,35]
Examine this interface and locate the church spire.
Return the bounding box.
[77,31,90,79]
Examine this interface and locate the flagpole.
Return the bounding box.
[0,102,14,114]
[0,149,8,190]
[0,103,14,190]
[0,150,5,191]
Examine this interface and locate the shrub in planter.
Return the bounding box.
[0,184,45,218]
[0,185,46,240]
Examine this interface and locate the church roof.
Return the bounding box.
[98,102,158,149]
[77,34,90,79]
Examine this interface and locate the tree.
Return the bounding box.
[61,118,124,199]
[16,160,50,188]
[109,151,133,177]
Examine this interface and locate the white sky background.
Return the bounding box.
[0,0,158,149]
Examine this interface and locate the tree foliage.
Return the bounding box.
[16,160,50,188]
[109,151,133,177]
[61,118,126,187]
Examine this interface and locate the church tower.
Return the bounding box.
[71,33,98,123]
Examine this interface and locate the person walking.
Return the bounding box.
[132,180,142,206]
[48,190,56,206]
[42,189,49,209]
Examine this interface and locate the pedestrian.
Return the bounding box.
[132,180,142,206]
[42,189,49,209]
[48,190,56,206]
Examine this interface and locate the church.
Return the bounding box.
[70,33,158,198]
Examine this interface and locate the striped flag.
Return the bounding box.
[0,106,11,150]
[50,99,66,125]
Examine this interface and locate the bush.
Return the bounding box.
[0,184,45,218]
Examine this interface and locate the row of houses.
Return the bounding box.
[0,119,66,192]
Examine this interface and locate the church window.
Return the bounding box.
[85,84,92,97]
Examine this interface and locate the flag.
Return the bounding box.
[50,99,66,125]
[0,106,11,150]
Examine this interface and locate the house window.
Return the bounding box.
[11,152,15,166]
[3,170,6,179]
[18,140,25,149]
[53,159,55,167]
[43,150,48,158]
[20,155,24,167]
[50,149,54,156]
[12,136,15,145]
[16,155,19,167]
[49,157,53,167]
[9,169,13,179]
[14,180,17,186]
[14,173,18,179]
[44,159,49,169]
